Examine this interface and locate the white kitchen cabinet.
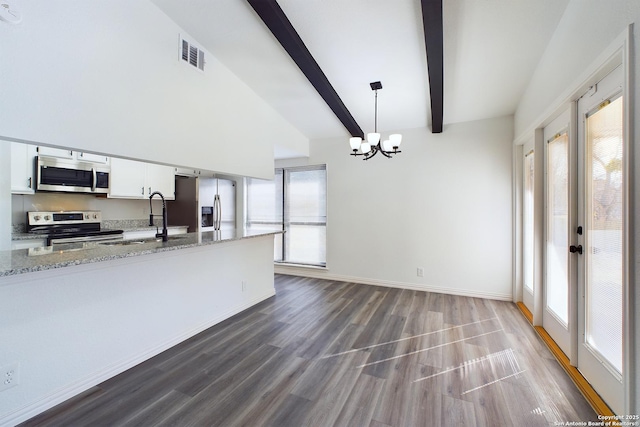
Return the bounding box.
[36,146,108,164]
[174,167,214,178]
[11,142,38,194]
[36,146,74,159]
[174,167,202,177]
[109,158,146,198]
[109,158,175,200]
[145,163,175,199]
[76,151,109,164]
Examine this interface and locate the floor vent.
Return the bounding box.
[180,36,205,71]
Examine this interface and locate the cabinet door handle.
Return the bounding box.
[28,177,32,189]
[148,187,152,195]
[141,187,145,195]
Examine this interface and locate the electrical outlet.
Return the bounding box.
[0,362,20,392]
[417,267,424,277]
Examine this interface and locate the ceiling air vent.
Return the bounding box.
[180,36,205,71]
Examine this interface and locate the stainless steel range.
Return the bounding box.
[27,211,124,245]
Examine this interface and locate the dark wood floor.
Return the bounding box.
[22,274,596,426]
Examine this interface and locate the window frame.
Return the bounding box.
[245,164,327,268]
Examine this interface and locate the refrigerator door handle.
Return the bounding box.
[214,194,221,230]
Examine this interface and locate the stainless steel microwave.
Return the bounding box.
[36,156,110,194]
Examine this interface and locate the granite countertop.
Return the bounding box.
[0,229,282,277]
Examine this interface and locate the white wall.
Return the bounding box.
[0,236,275,426]
[0,0,308,179]
[0,145,10,250]
[514,0,640,413]
[277,116,514,300]
[515,0,640,139]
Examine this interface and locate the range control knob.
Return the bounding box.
[85,214,90,219]
[33,215,41,221]
[44,215,50,221]
[93,213,99,219]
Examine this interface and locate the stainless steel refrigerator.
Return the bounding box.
[169,176,236,232]
[199,177,235,232]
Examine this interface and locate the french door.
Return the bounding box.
[543,110,573,356]
[521,140,535,312]
[575,65,624,414]
[533,65,625,413]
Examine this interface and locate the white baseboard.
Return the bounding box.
[274,266,512,301]
[0,290,275,427]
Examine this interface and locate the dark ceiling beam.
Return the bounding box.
[247,0,364,138]
[420,0,444,133]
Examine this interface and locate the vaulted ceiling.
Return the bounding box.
[151,0,569,153]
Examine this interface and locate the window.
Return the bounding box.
[246,165,326,267]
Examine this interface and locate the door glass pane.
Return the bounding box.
[523,151,535,292]
[547,133,569,324]
[585,96,623,373]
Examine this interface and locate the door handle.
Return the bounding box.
[213,194,221,230]
[569,245,583,254]
[91,168,97,192]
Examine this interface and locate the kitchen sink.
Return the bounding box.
[99,240,146,246]
[146,235,190,243]
[98,235,190,246]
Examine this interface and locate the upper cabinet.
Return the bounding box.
[174,167,215,178]
[109,158,175,200]
[145,163,176,199]
[75,151,109,164]
[108,158,146,199]
[36,146,109,164]
[9,142,175,199]
[35,146,73,159]
[10,142,38,194]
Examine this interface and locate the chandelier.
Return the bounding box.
[349,81,402,160]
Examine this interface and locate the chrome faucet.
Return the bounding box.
[149,191,168,242]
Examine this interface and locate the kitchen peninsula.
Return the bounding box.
[0,229,281,425]
[1,229,281,276]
